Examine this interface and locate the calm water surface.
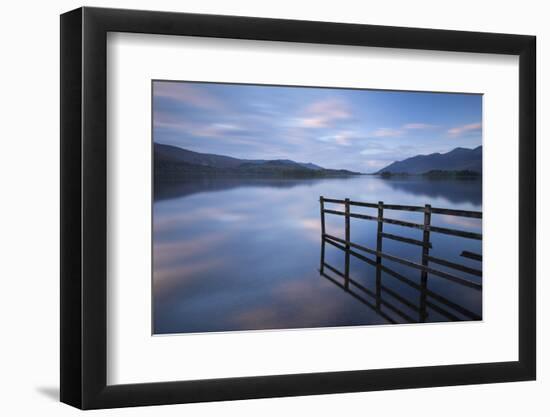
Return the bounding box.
[153,176,482,334]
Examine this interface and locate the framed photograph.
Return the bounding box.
[60,7,536,409]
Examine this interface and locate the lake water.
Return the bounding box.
[153,176,482,334]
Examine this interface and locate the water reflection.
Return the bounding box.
[380,177,482,206]
[153,175,482,334]
[154,177,334,201]
[320,238,481,324]
[155,175,482,206]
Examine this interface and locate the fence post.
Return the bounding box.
[376,201,384,309]
[319,196,326,273]
[344,198,351,289]
[319,196,326,236]
[420,204,432,322]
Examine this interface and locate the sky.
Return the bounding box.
[153,80,482,173]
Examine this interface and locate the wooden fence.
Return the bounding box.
[319,196,482,323]
[319,254,481,323]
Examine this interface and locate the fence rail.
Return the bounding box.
[320,257,481,323]
[322,198,482,218]
[322,209,482,240]
[319,196,482,323]
[319,196,483,292]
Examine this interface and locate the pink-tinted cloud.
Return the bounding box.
[403,123,437,130]
[233,280,347,329]
[297,99,351,128]
[154,82,225,110]
[153,232,231,294]
[447,122,482,137]
[372,127,404,138]
[155,118,237,139]
[190,123,242,138]
[154,111,264,147]
[154,258,227,295]
[318,131,356,146]
[363,160,388,169]
[367,123,435,139]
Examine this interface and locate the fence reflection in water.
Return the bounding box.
[319,196,482,324]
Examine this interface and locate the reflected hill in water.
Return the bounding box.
[154,177,334,201]
[155,175,482,206]
[379,176,482,206]
[153,176,482,334]
[154,143,482,205]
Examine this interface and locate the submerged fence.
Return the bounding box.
[319,196,482,323]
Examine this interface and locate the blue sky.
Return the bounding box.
[153,81,482,173]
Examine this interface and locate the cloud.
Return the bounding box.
[372,127,404,137]
[153,234,228,264]
[155,117,248,141]
[153,81,482,173]
[318,131,356,146]
[368,123,436,139]
[403,123,437,130]
[296,99,351,128]
[363,160,389,169]
[190,123,243,138]
[154,110,266,148]
[152,233,230,294]
[359,140,388,156]
[154,81,225,110]
[447,122,482,137]
[360,148,385,156]
[154,258,227,295]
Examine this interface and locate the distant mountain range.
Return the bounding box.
[154,143,360,179]
[376,146,482,176]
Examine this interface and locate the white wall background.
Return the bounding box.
[0,0,545,415]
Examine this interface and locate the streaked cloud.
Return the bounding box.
[154,81,225,110]
[360,148,385,156]
[296,99,351,128]
[447,122,482,137]
[371,123,435,138]
[318,130,358,146]
[372,127,404,138]
[359,140,388,156]
[153,81,482,172]
[363,160,389,169]
[190,123,243,138]
[403,123,437,130]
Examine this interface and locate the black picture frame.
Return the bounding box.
[60,6,536,410]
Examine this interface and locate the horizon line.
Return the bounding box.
[154,140,482,171]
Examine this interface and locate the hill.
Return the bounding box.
[155,143,360,179]
[376,146,482,175]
